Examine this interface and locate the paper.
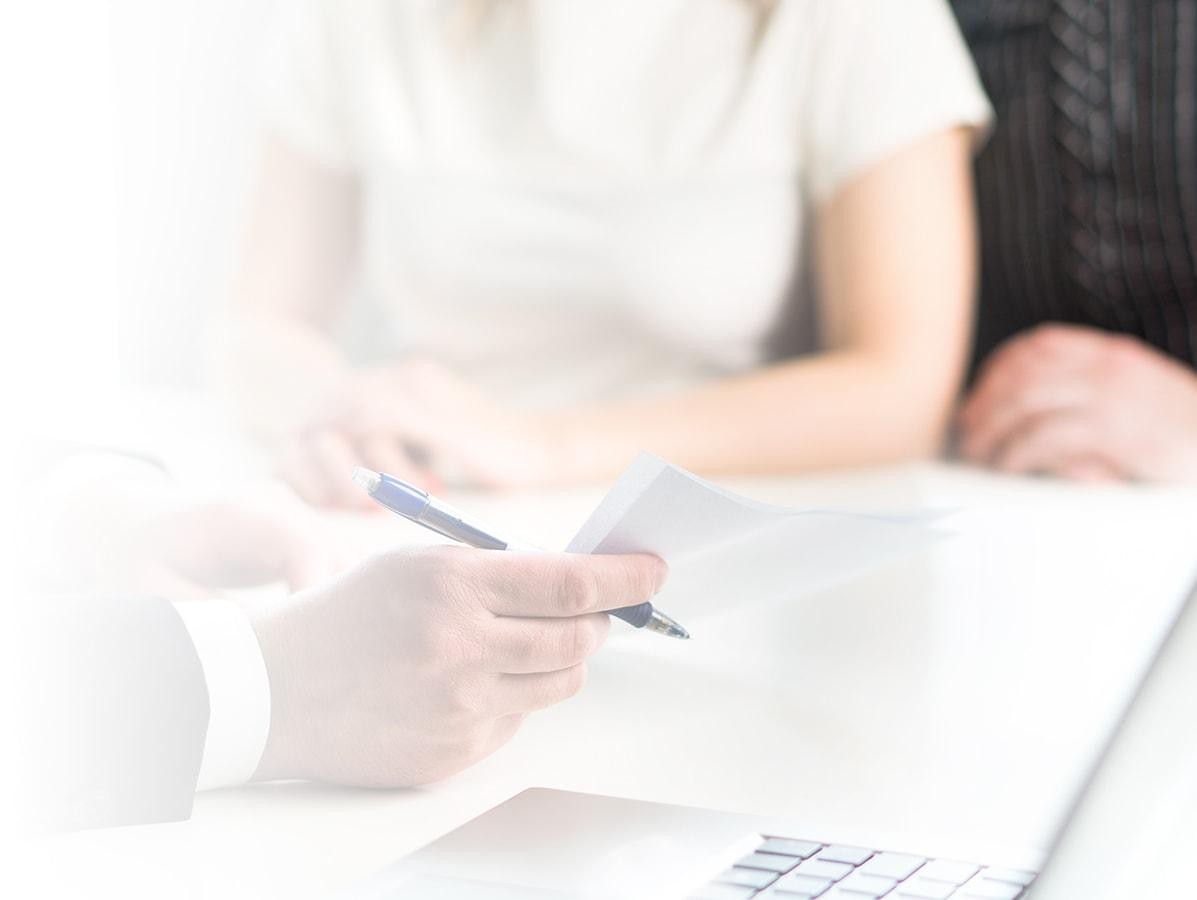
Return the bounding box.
[567,453,946,619]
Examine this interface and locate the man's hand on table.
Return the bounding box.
[957,324,1197,482]
[248,547,667,787]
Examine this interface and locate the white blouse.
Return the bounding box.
[259,0,992,408]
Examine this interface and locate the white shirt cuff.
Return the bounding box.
[173,600,271,791]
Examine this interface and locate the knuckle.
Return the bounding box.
[631,557,663,601]
[419,545,481,604]
[506,624,539,665]
[1029,323,1065,348]
[1105,334,1139,366]
[562,617,600,663]
[1005,357,1037,388]
[560,565,599,615]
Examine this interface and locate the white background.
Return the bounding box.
[4,0,274,438]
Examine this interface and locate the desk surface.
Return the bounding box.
[19,463,1197,899]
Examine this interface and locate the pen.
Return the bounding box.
[351,466,690,640]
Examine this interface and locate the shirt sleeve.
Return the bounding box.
[801,0,994,204]
[256,0,358,170]
[173,600,271,791]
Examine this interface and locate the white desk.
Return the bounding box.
[19,463,1197,899]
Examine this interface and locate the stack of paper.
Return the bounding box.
[567,454,945,620]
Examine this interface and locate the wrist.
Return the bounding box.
[247,597,308,782]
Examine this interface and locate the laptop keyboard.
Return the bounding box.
[688,836,1036,899]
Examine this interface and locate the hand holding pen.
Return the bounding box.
[352,467,690,640]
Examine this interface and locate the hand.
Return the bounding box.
[275,426,439,511]
[126,500,346,599]
[42,458,346,597]
[277,359,571,506]
[957,324,1197,481]
[247,546,668,786]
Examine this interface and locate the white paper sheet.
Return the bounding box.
[567,453,947,620]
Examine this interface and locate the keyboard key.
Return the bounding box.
[819,845,874,866]
[769,872,833,897]
[960,876,1022,899]
[980,869,1035,887]
[838,871,898,896]
[759,837,823,859]
[688,884,758,900]
[797,859,854,881]
[895,877,958,898]
[859,852,927,880]
[719,866,779,889]
[738,852,800,873]
[918,860,980,885]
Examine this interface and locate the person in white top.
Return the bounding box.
[220,0,993,507]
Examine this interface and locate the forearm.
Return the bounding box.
[549,347,961,481]
[212,136,361,440]
[213,310,350,440]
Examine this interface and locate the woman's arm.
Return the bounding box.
[543,127,978,480]
[213,136,360,439]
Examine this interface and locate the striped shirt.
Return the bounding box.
[952,0,1197,372]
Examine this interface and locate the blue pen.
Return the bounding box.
[351,467,689,640]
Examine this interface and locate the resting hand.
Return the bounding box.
[957,324,1197,481]
[42,460,343,598]
[248,546,667,786]
[126,500,345,599]
[278,359,570,505]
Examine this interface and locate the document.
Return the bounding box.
[567,453,945,619]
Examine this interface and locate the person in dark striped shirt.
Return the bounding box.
[951,0,1197,481]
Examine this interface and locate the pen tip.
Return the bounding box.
[351,466,382,493]
[646,611,691,640]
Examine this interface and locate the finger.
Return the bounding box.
[483,613,611,674]
[483,714,525,755]
[993,411,1100,475]
[357,435,440,493]
[959,335,1047,429]
[491,663,589,715]
[476,552,668,618]
[959,378,1094,464]
[308,431,375,509]
[959,326,1098,432]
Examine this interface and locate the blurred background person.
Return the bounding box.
[953,0,1197,482]
[217,0,993,507]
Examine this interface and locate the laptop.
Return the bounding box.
[352,575,1197,899]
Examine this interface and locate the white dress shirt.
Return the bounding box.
[173,600,271,791]
[36,449,274,793]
